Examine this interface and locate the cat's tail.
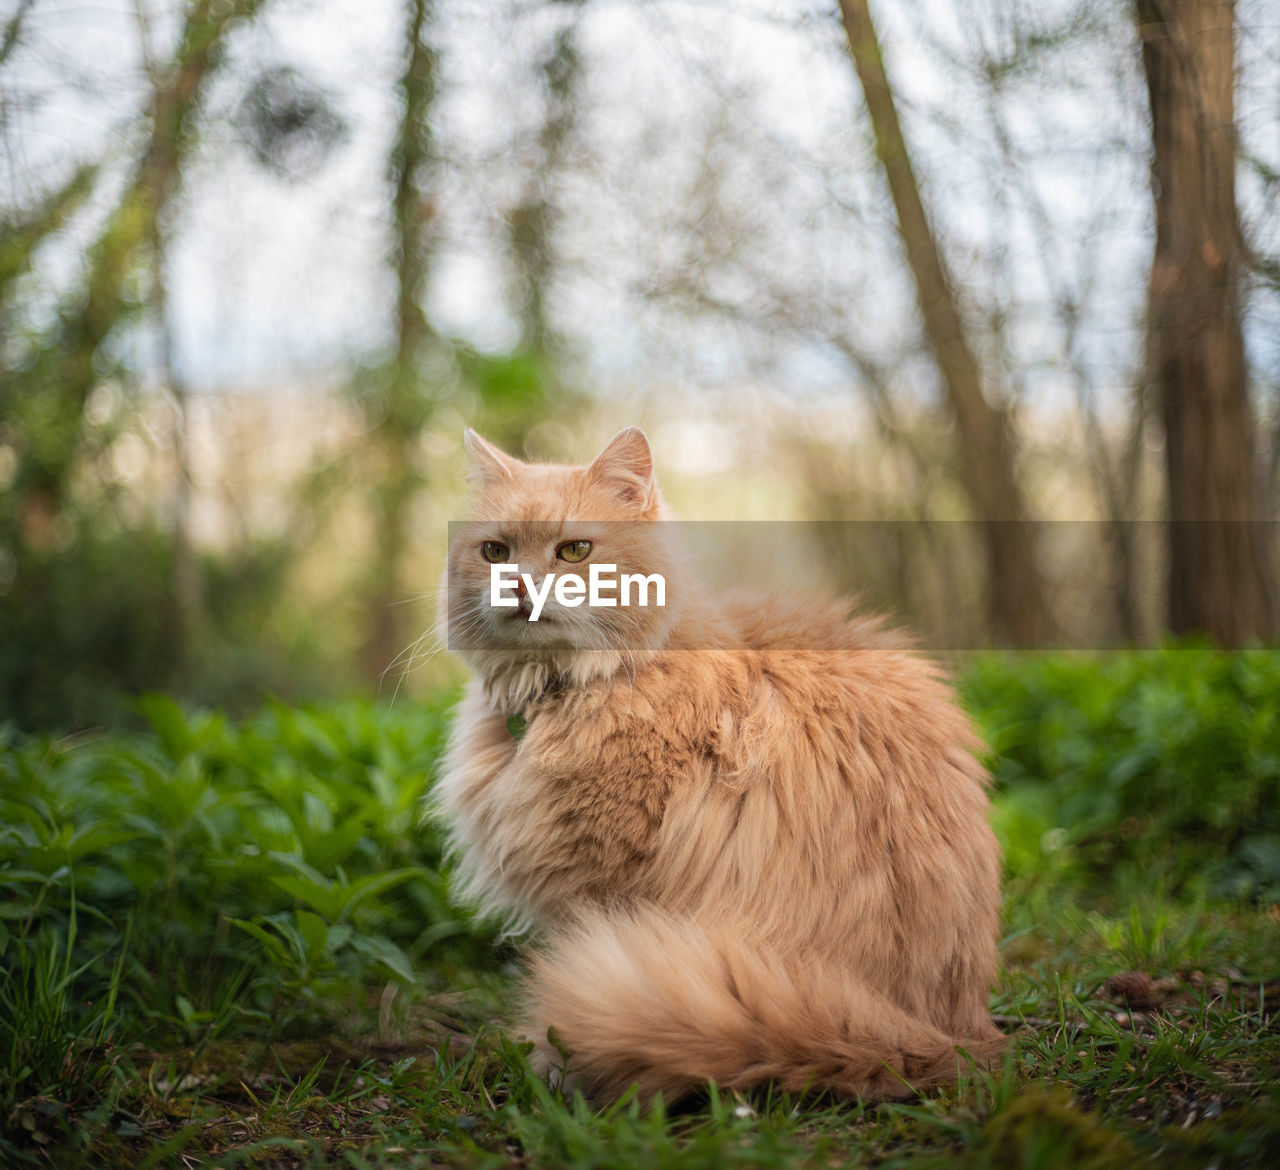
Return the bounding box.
[523,904,1004,1105]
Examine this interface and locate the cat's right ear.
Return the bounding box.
[585,426,657,512]
[464,429,519,486]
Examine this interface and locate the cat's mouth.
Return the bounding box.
[500,606,555,626]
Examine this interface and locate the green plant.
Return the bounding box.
[964,643,1280,900]
[1,651,1278,1165]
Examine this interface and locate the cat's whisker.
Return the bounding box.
[382,628,434,679]
[384,619,435,665]
[386,623,470,704]
[389,592,437,607]
[382,607,490,708]
[383,627,457,683]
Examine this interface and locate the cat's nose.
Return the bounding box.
[514,575,527,598]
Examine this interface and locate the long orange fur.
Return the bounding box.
[435,427,1005,1104]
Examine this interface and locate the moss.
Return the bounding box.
[983,1090,1138,1170]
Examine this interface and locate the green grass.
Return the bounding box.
[2,646,1278,1167]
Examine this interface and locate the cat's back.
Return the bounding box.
[686,588,913,652]
[669,589,977,759]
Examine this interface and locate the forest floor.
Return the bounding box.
[2,647,1278,1167]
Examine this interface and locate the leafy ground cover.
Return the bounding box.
[1,645,1277,1167]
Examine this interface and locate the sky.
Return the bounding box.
[2,0,1277,417]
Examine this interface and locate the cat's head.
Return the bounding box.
[444,427,683,711]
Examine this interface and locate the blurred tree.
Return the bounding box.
[1137,0,1275,645]
[357,0,443,685]
[0,1,35,71]
[967,14,1150,644]
[469,0,592,456]
[506,2,587,360]
[838,0,1050,647]
[0,163,98,334]
[4,0,268,532]
[0,0,271,725]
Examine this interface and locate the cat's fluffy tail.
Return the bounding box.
[523,905,1004,1104]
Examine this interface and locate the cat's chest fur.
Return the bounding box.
[435,672,691,927]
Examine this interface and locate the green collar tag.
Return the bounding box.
[506,713,527,741]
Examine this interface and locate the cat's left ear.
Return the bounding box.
[586,427,658,513]
[464,428,520,486]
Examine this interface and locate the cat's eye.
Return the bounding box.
[481,541,510,563]
[557,540,592,563]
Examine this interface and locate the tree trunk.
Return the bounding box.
[149,222,202,694]
[363,0,439,684]
[837,0,1049,647]
[1138,0,1274,645]
[135,0,209,692]
[508,7,585,357]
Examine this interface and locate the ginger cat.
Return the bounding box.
[435,427,1005,1103]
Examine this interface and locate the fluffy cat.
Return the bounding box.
[435,426,1005,1103]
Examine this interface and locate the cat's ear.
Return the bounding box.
[586,427,657,512]
[464,428,520,486]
